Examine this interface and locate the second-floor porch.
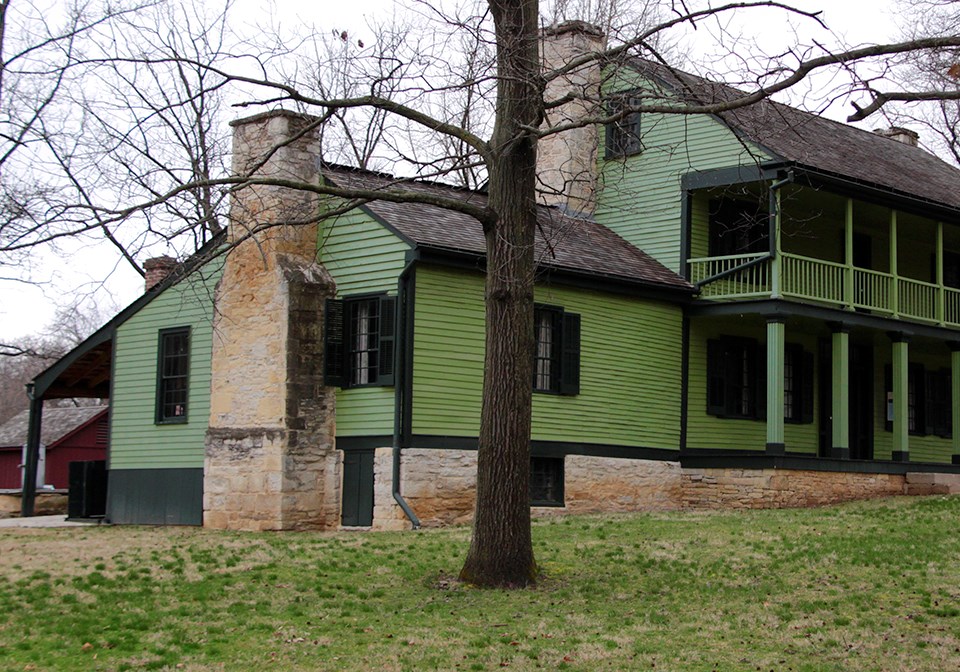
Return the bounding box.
[687,181,960,329]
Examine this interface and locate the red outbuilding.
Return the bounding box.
[0,406,108,489]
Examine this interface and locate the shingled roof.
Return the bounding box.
[632,60,960,212]
[323,166,692,292]
[0,406,107,448]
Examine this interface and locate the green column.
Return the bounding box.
[831,327,850,459]
[844,199,854,310]
[891,334,910,462]
[770,186,782,299]
[890,210,898,317]
[937,221,945,325]
[766,318,785,454]
[952,345,960,465]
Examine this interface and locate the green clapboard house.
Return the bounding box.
[23,23,960,528]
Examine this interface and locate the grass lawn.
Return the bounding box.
[2,496,960,671]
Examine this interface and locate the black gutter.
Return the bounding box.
[391,253,421,529]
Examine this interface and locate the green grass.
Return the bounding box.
[3,496,960,670]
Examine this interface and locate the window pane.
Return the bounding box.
[158,330,189,422]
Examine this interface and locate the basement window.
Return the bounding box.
[156,328,190,424]
[530,457,564,507]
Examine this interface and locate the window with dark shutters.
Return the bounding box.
[706,337,813,424]
[533,305,580,396]
[324,294,397,389]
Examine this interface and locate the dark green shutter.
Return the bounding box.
[377,296,397,386]
[559,312,581,395]
[912,363,926,435]
[706,339,725,416]
[755,343,766,420]
[324,299,345,387]
[801,350,815,424]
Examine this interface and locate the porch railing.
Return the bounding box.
[690,251,960,329]
[688,253,770,299]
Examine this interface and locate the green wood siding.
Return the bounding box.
[686,317,819,454]
[873,345,954,463]
[110,260,223,470]
[319,206,410,438]
[596,111,771,274]
[412,265,683,450]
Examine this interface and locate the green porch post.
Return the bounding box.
[844,198,854,310]
[766,318,785,455]
[952,344,960,465]
[770,187,782,299]
[890,210,899,318]
[937,221,945,325]
[890,333,910,462]
[831,326,850,460]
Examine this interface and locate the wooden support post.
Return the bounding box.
[770,187,782,299]
[831,326,850,459]
[766,318,785,454]
[845,199,854,310]
[937,221,945,325]
[890,333,910,462]
[890,210,899,318]
[20,387,42,518]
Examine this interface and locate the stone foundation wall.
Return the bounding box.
[681,468,906,509]
[370,449,684,529]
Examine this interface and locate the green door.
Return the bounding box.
[341,449,374,526]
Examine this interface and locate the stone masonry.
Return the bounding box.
[538,21,606,215]
[204,110,339,531]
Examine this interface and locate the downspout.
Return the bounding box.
[20,383,42,517]
[392,254,421,529]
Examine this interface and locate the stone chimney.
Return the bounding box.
[538,21,606,216]
[204,110,339,532]
[143,256,177,292]
[874,126,920,147]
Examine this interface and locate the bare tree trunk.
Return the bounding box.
[459,0,541,588]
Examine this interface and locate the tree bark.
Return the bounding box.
[459,0,542,588]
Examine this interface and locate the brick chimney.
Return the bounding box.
[143,256,177,292]
[874,126,919,147]
[538,21,606,216]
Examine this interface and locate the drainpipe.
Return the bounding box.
[392,255,421,529]
[20,383,42,517]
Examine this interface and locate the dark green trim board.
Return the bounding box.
[688,299,960,341]
[408,435,679,461]
[892,451,910,462]
[400,264,416,448]
[106,468,203,525]
[679,451,960,475]
[680,190,692,281]
[680,315,690,452]
[338,436,394,450]
[680,164,786,191]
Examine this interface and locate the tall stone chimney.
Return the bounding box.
[538,21,606,216]
[143,255,176,292]
[874,126,920,148]
[204,110,339,532]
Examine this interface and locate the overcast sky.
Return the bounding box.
[0,0,900,343]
